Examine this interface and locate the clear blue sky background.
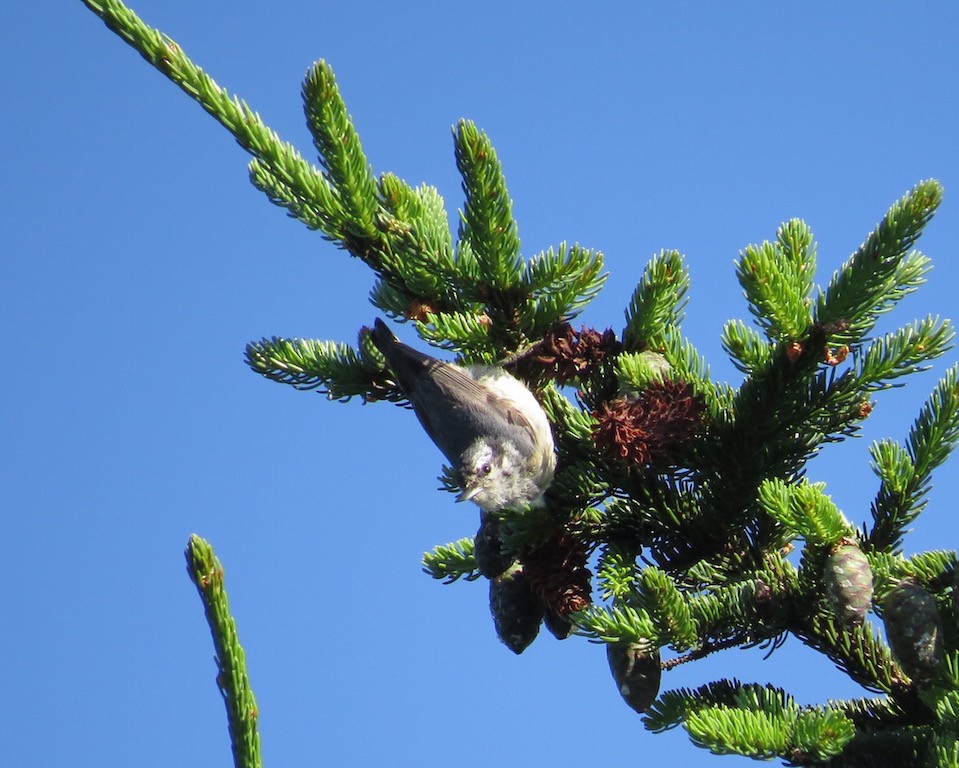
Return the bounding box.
[4,3,959,767]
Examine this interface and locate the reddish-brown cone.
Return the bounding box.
[592,381,704,467]
[521,323,620,384]
[520,533,592,616]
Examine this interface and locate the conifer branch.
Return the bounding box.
[81,0,345,238]
[453,120,523,296]
[869,365,959,551]
[185,535,261,768]
[302,62,379,239]
[736,219,816,343]
[422,538,481,583]
[624,250,690,350]
[80,3,959,762]
[243,336,386,402]
[815,180,941,344]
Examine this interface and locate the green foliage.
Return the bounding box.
[520,243,607,335]
[624,249,690,350]
[81,1,959,764]
[244,336,381,402]
[573,604,660,646]
[639,567,699,650]
[758,478,852,546]
[185,535,261,768]
[869,365,959,551]
[302,61,379,240]
[814,180,939,344]
[721,318,774,375]
[736,219,816,343]
[421,538,480,583]
[454,120,522,295]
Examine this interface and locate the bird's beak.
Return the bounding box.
[456,484,481,503]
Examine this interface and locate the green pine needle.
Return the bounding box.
[572,604,659,645]
[520,243,607,332]
[852,316,954,391]
[640,567,699,650]
[686,706,790,758]
[721,319,774,375]
[791,708,857,761]
[758,479,851,546]
[82,0,346,242]
[869,365,959,551]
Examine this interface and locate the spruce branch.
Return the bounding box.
[302,61,379,239]
[82,0,345,238]
[244,336,386,402]
[721,319,774,375]
[519,243,607,334]
[869,365,959,551]
[758,479,852,547]
[572,603,659,645]
[639,567,700,650]
[848,316,954,392]
[624,249,690,351]
[736,219,816,343]
[815,180,942,345]
[422,538,481,583]
[645,680,794,731]
[453,120,523,297]
[80,3,959,762]
[185,535,261,768]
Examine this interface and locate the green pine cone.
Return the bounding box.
[824,541,874,627]
[882,581,944,685]
[489,565,544,654]
[606,641,662,714]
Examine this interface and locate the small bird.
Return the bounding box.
[368,318,556,511]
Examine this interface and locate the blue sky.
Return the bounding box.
[4,3,959,766]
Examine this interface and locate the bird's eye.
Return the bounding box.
[480,463,492,476]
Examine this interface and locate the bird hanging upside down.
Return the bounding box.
[368,318,556,512]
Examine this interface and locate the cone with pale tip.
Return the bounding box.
[606,641,661,714]
[489,565,544,654]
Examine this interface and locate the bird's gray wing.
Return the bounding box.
[409,360,538,464]
[369,318,537,463]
